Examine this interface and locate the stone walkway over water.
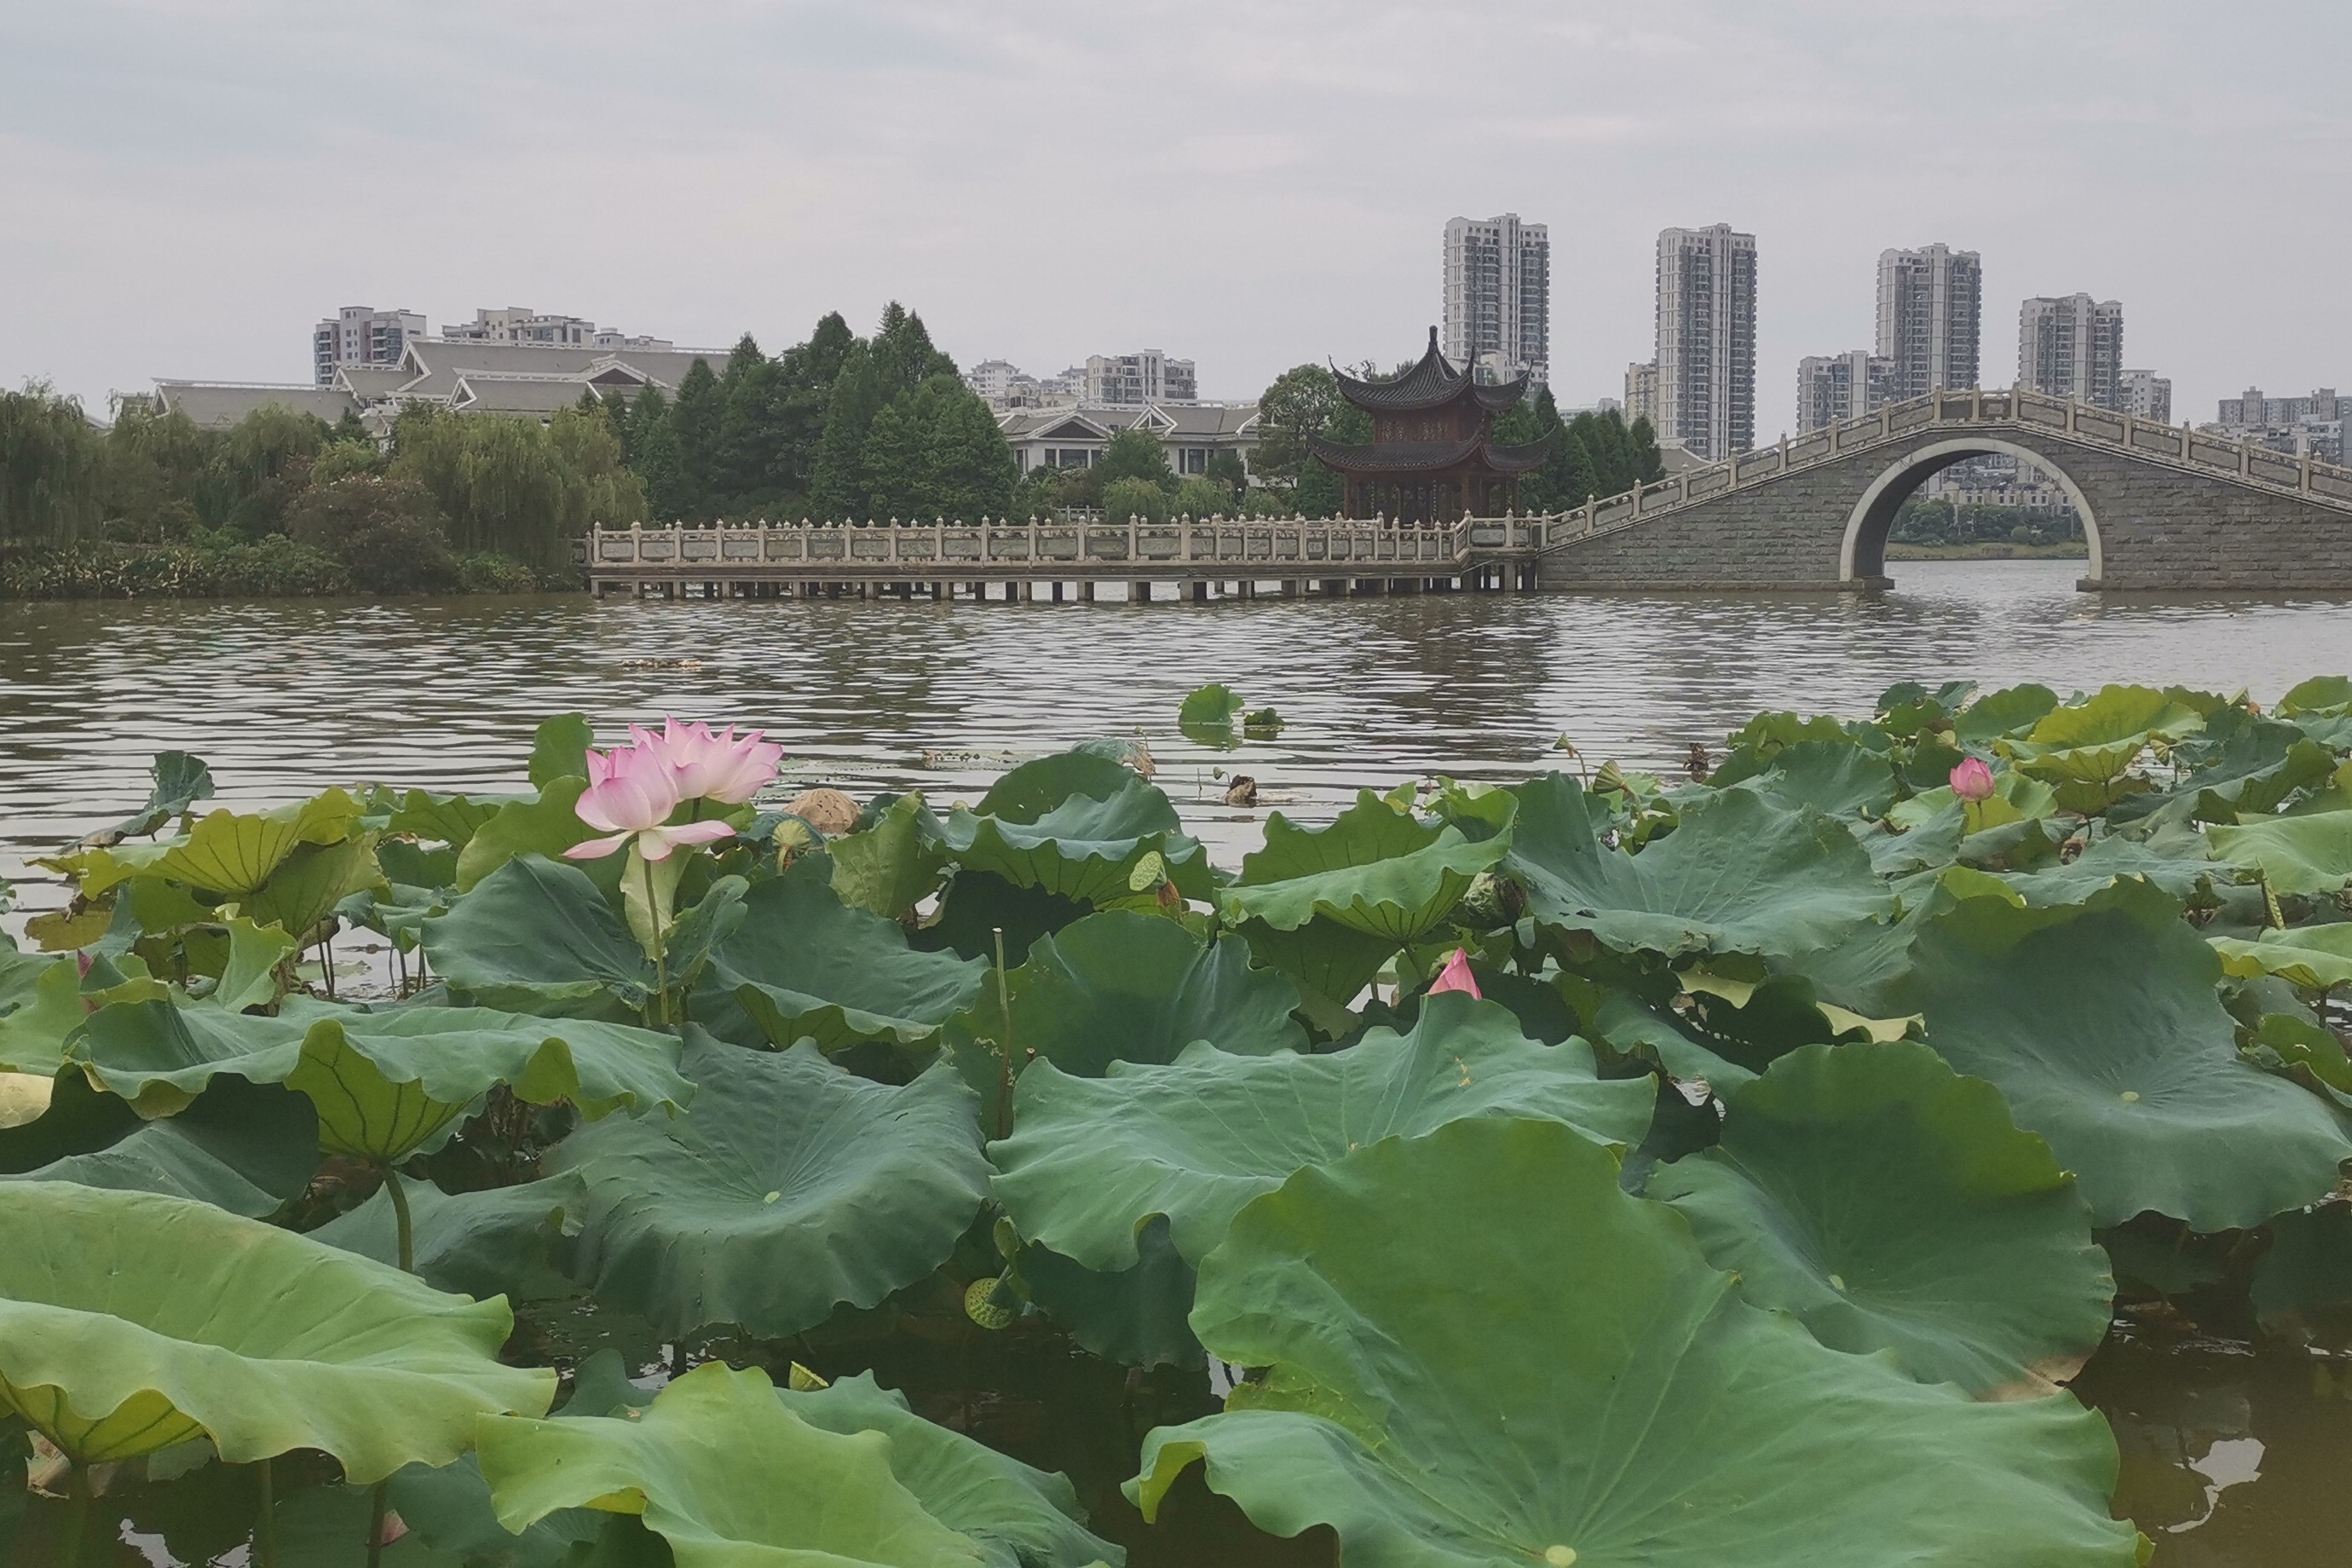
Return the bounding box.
[583,389,2352,600]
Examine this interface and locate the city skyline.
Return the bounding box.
[3,3,2347,433]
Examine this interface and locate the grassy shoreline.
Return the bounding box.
[1886,540,2089,562]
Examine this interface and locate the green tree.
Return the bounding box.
[1173,476,1231,518]
[871,303,954,398]
[1628,414,1665,485]
[0,383,104,545]
[1102,476,1167,524]
[668,358,725,520]
[626,387,687,521]
[714,337,795,517]
[859,397,925,521]
[1098,428,1173,487]
[1206,448,1248,504]
[203,403,331,537]
[915,378,1018,521]
[284,475,458,593]
[1252,365,1340,488]
[810,343,886,521]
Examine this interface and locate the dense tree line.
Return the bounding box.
[599,303,1017,524]
[1892,497,2084,546]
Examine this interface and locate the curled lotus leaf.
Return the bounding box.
[1505,773,1892,959]
[71,998,692,1161]
[1219,792,1508,943]
[947,909,1304,1100]
[1131,1118,2141,1568]
[922,750,1212,906]
[1649,1041,2112,1397]
[2208,808,2352,896]
[2211,923,2352,992]
[991,991,1654,1272]
[97,750,216,843]
[311,1172,588,1304]
[56,788,365,900]
[2110,712,2335,826]
[1997,685,2206,814]
[778,1370,1124,1568]
[1894,879,2352,1231]
[0,948,85,1075]
[0,1180,553,1473]
[545,1033,990,1339]
[704,861,989,1052]
[422,853,659,1016]
[1995,826,2217,908]
[479,1360,989,1568]
[0,1071,318,1218]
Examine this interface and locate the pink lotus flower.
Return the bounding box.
[566,742,737,862]
[1429,948,1483,1000]
[1948,757,1997,803]
[636,719,782,805]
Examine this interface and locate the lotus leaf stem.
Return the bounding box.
[366,1481,389,1568]
[992,925,1016,1139]
[383,1164,416,1274]
[255,1456,278,1568]
[643,852,672,1028]
[58,1464,90,1568]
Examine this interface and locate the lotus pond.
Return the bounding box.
[5,662,2352,1565]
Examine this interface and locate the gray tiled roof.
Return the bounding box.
[393,340,725,399]
[450,376,608,416]
[153,383,355,429]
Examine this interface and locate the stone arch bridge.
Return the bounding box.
[1530,387,2352,591]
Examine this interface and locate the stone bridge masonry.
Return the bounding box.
[1532,387,2352,592]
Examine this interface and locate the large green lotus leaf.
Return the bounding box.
[1997,825,2217,907]
[830,793,950,919]
[0,1180,553,1473]
[2280,676,2352,718]
[99,750,216,842]
[480,1360,987,1568]
[1233,915,1399,1017]
[310,1172,587,1304]
[2212,923,2352,991]
[528,712,597,787]
[1219,793,1505,943]
[1894,879,2352,1230]
[239,832,382,938]
[65,789,365,899]
[924,751,1211,905]
[0,951,85,1074]
[0,1072,318,1218]
[2208,808,2352,896]
[389,788,526,850]
[2250,1205,2352,1339]
[545,1034,989,1339]
[455,778,596,892]
[993,991,1653,1271]
[1649,1041,2111,1397]
[1131,1119,2140,1568]
[1505,773,1892,958]
[2110,712,2335,826]
[778,1370,1123,1568]
[947,910,1303,1104]
[1997,685,2205,814]
[422,854,656,1014]
[1015,1219,1204,1370]
[703,861,989,1053]
[1952,683,2061,743]
[1718,741,1900,819]
[72,999,691,1160]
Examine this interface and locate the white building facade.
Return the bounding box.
[1796,350,1894,433]
[313,306,426,387]
[1654,224,1757,460]
[2017,294,2125,410]
[1876,244,1981,400]
[2121,371,2173,424]
[1081,351,1196,406]
[1442,213,1550,386]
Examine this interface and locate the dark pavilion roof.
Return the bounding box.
[1333,326,1529,415]
[1306,433,1552,476]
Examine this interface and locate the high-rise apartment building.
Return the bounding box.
[1653,224,1756,459]
[1876,244,1980,401]
[1623,361,1659,429]
[1442,214,1550,385]
[2017,295,2124,410]
[313,305,425,386]
[2121,371,2172,424]
[1796,351,1894,433]
[1083,350,1196,406]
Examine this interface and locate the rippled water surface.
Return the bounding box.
[5,558,2352,1564]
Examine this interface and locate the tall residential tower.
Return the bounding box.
[2018,294,2125,410]
[1654,224,1756,460]
[1876,244,1981,400]
[1442,214,1550,385]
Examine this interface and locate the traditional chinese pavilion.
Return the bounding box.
[1308,326,1549,522]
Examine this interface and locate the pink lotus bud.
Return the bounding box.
[1429,948,1482,1000]
[1948,758,1997,803]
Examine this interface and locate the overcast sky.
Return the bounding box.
[3,2,2345,431]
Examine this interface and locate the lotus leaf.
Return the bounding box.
[0,950,83,1075]
[96,750,216,843]
[1649,1041,2111,1396]
[388,788,522,850]
[1889,769,2060,833]
[239,832,382,938]
[993,991,1653,1271]
[311,1172,588,1303]
[1998,685,2205,813]
[1506,773,1891,958]
[1132,1118,2141,1567]
[528,712,597,787]
[1233,914,1402,1018]
[0,1072,318,1218]
[423,854,657,1015]
[831,793,948,918]
[2250,1204,2352,1336]
[1219,792,1507,943]
[2208,807,2352,896]
[1894,880,2352,1230]
[705,861,989,1052]
[545,1034,989,1339]
[1952,683,2061,742]
[948,910,1303,1101]
[72,999,691,1160]
[2212,923,2352,992]
[455,778,596,891]
[64,789,365,900]
[480,1360,989,1568]
[924,751,1210,905]
[1717,740,1901,818]
[1177,683,1245,726]
[1997,826,2217,907]
[779,1370,1124,1568]
[2111,712,2335,825]
[2279,675,2352,718]
[1016,1219,1205,1369]
[0,1181,552,1472]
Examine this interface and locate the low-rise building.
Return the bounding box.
[2121,370,2171,425]
[2205,384,2344,464]
[313,306,426,386]
[439,307,673,350]
[963,359,1084,412]
[997,403,1257,484]
[1796,350,1894,432]
[1083,350,1196,406]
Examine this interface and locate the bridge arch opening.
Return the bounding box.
[1839,436,2102,585]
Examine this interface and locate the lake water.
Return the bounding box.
[4,557,2351,1564]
